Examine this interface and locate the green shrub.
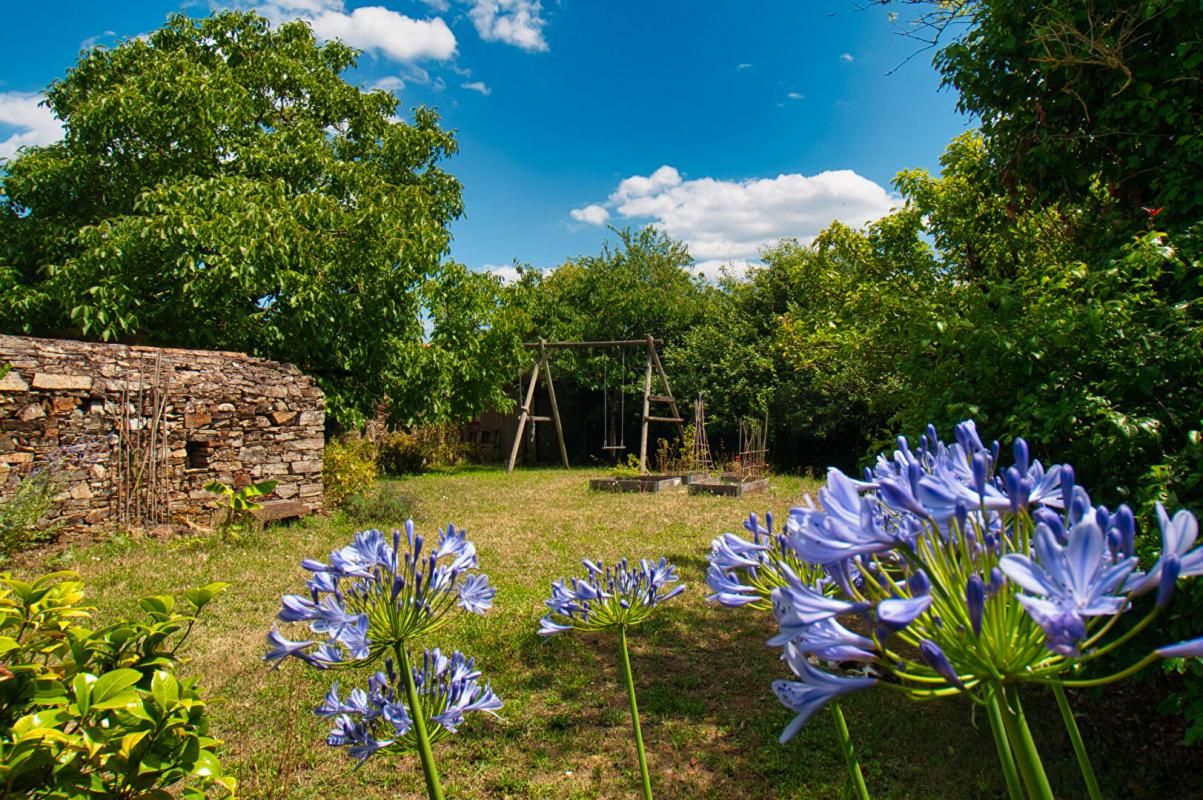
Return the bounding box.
[0,469,58,556]
[339,483,418,526]
[0,572,237,798]
[322,436,378,507]
[377,431,426,475]
[204,479,278,539]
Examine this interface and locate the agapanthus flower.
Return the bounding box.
[773,642,876,743]
[319,649,502,764]
[267,522,495,668]
[539,557,684,634]
[738,420,1203,752]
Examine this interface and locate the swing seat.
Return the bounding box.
[601,443,627,451]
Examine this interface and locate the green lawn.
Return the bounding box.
[32,468,1199,799]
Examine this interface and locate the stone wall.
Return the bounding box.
[0,335,324,534]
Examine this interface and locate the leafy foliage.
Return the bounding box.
[0,572,235,798]
[0,470,58,556]
[0,11,513,426]
[934,0,1203,223]
[322,436,378,507]
[204,479,278,537]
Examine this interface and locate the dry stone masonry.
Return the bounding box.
[0,335,324,535]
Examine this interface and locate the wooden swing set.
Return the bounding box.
[505,335,685,474]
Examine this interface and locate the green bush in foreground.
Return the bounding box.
[0,571,236,798]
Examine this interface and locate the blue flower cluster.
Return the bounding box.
[266,523,495,668]
[709,420,1203,740]
[539,557,685,635]
[319,649,502,762]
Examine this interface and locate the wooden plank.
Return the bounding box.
[638,339,654,473]
[649,344,686,440]
[506,360,540,473]
[523,338,664,349]
[539,339,570,469]
[648,394,675,403]
[645,415,685,424]
[528,415,552,423]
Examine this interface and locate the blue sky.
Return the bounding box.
[0,1,969,277]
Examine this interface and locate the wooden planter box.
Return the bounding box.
[688,475,770,497]
[589,475,685,493]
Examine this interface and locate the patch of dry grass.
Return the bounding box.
[27,468,1195,799]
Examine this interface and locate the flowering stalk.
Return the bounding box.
[1052,685,1102,800]
[540,557,685,800]
[619,625,653,800]
[267,522,499,798]
[397,644,444,800]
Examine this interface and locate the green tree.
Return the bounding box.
[906,0,1203,226]
[0,11,502,425]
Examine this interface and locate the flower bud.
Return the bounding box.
[1059,464,1076,511]
[954,500,969,537]
[908,569,931,597]
[988,567,1005,596]
[1114,505,1136,557]
[919,639,964,688]
[1013,438,1030,474]
[971,453,989,499]
[1157,555,1182,609]
[1005,467,1024,513]
[966,575,986,636]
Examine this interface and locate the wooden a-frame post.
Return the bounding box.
[638,334,685,472]
[506,338,570,473]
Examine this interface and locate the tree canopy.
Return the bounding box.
[0,11,510,426]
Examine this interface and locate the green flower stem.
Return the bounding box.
[998,685,1053,800]
[619,625,654,800]
[830,701,870,800]
[986,687,1025,800]
[397,645,446,800]
[1052,685,1102,800]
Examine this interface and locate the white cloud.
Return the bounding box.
[786,91,803,100]
[486,264,520,283]
[736,62,753,70]
[247,2,456,61]
[468,0,548,52]
[841,52,855,62]
[0,92,64,161]
[371,75,406,92]
[417,0,450,11]
[569,204,610,225]
[572,165,898,263]
[694,259,759,281]
[485,263,553,283]
[461,80,492,95]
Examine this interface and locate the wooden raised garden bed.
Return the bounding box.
[589,475,685,493]
[687,474,770,497]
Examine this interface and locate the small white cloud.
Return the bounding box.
[613,165,681,202]
[461,80,492,95]
[371,75,406,92]
[0,92,64,161]
[248,2,456,61]
[80,30,117,50]
[468,0,548,52]
[569,204,610,225]
[840,52,854,62]
[736,62,753,70]
[572,165,898,264]
[786,91,803,100]
[417,0,450,11]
